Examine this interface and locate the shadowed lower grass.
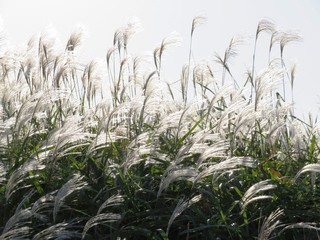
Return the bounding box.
[0,17,319,239]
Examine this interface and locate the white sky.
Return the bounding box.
[0,0,319,118]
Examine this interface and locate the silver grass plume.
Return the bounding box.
[45,115,93,159]
[33,222,81,240]
[175,107,196,142]
[254,61,283,111]
[153,32,181,74]
[156,108,205,175]
[215,35,244,86]
[167,130,206,168]
[31,191,57,222]
[97,194,125,214]
[279,30,302,58]
[295,163,320,181]
[205,83,235,127]
[277,29,301,101]
[187,14,207,99]
[232,104,257,137]
[113,28,124,52]
[82,213,122,239]
[53,57,82,90]
[192,62,215,94]
[123,17,143,51]
[256,19,275,39]
[196,138,229,166]
[191,15,207,37]
[106,46,117,79]
[0,227,30,240]
[53,174,87,223]
[131,55,150,96]
[113,17,142,53]
[258,208,284,240]
[123,132,154,171]
[81,59,103,107]
[215,90,247,131]
[14,89,71,137]
[287,119,306,155]
[2,208,31,234]
[66,25,86,52]
[37,25,60,85]
[241,179,276,212]
[1,74,29,102]
[166,195,201,235]
[180,64,189,103]
[157,167,197,197]
[279,222,320,235]
[254,18,276,71]
[5,158,45,200]
[290,63,296,96]
[269,30,281,60]
[195,157,256,185]
[188,131,226,160]
[157,110,184,133]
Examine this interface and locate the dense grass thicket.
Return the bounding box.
[1,17,320,239]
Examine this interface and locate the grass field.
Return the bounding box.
[1,17,320,239]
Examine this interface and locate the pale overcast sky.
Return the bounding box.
[0,0,319,118]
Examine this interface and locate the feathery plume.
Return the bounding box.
[81,59,103,107]
[123,17,143,50]
[5,158,45,200]
[279,30,302,57]
[166,195,201,235]
[254,62,282,111]
[153,32,181,73]
[191,15,207,36]
[256,19,275,39]
[269,30,280,57]
[53,174,87,223]
[180,64,189,103]
[295,163,320,180]
[215,35,244,86]
[31,191,57,222]
[195,157,255,184]
[2,209,32,234]
[44,115,93,159]
[258,208,284,240]
[0,226,30,240]
[196,139,229,166]
[157,168,197,197]
[97,194,125,214]
[66,25,86,52]
[280,222,320,235]
[241,179,276,211]
[82,213,122,239]
[33,222,81,240]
